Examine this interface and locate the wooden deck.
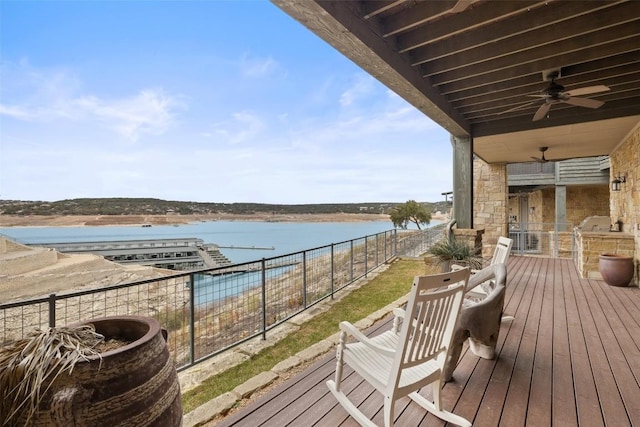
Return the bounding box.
[215,256,640,426]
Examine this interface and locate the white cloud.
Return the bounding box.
[72,89,179,141]
[0,61,182,141]
[212,110,265,145]
[239,54,279,78]
[0,104,33,120]
[339,74,376,107]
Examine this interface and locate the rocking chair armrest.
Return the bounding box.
[451,264,480,275]
[338,321,396,357]
[450,263,466,272]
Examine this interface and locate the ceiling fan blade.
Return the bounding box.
[564,85,610,97]
[562,96,604,109]
[530,156,546,163]
[497,100,539,115]
[532,103,551,121]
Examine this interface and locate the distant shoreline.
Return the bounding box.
[0,212,449,228]
[0,213,388,227]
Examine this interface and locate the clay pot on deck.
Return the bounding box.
[31,315,182,426]
[598,254,634,287]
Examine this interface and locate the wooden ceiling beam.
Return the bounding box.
[422,13,640,76]
[361,0,404,20]
[428,33,640,90]
[380,1,463,37]
[394,1,540,50]
[408,1,619,64]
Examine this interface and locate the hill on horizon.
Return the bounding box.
[0,198,452,217]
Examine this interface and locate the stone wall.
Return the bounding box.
[530,186,609,228]
[609,123,640,286]
[473,158,507,257]
[549,231,575,259]
[452,228,484,254]
[576,231,635,283]
[567,185,610,226]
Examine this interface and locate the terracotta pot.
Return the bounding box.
[598,254,634,287]
[30,315,182,426]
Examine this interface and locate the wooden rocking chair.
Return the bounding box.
[326,268,472,427]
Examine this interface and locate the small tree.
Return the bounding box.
[390,200,431,230]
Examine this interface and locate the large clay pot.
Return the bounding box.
[598,254,634,287]
[30,315,182,426]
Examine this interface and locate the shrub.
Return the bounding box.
[427,237,483,270]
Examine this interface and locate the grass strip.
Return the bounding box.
[181,258,431,413]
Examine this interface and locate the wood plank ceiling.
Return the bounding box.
[272,0,640,163]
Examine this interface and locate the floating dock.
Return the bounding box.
[29,238,233,271]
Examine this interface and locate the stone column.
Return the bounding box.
[554,185,567,258]
[473,157,508,257]
[452,228,485,255]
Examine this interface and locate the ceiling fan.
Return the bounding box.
[500,71,610,121]
[530,146,574,163]
[531,147,550,163]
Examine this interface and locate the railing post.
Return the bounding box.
[349,240,354,281]
[189,273,195,366]
[393,229,397,257]
[375,234,379,266]
[364,237,368,277]
[302,251,307,308]
[383,231,387,262]
[261,258,267,340]
[48,294,56,327]
[330,244,335,299]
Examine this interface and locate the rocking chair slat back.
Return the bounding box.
[397,270,467,371]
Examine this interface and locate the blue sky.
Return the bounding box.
[0,0,452,204]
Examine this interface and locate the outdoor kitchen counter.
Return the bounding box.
[575,229,636,284]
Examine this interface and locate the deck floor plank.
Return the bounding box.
[472,256,538,426]
[563,258,606,426]
[500,257,548,426]
[568,259,630,426]
[209,257,640,427]
[527,257,555,425]
[585,276,640,424]
[551,259,578,427]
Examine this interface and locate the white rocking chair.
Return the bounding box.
[326,268,472,427]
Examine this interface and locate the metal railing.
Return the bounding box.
[508,222,574,258]
[395,224,446,257]
[1,227,442,371]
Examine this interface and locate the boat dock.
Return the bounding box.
[29,238,233,271]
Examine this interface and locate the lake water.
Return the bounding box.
[0,220,439,264]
